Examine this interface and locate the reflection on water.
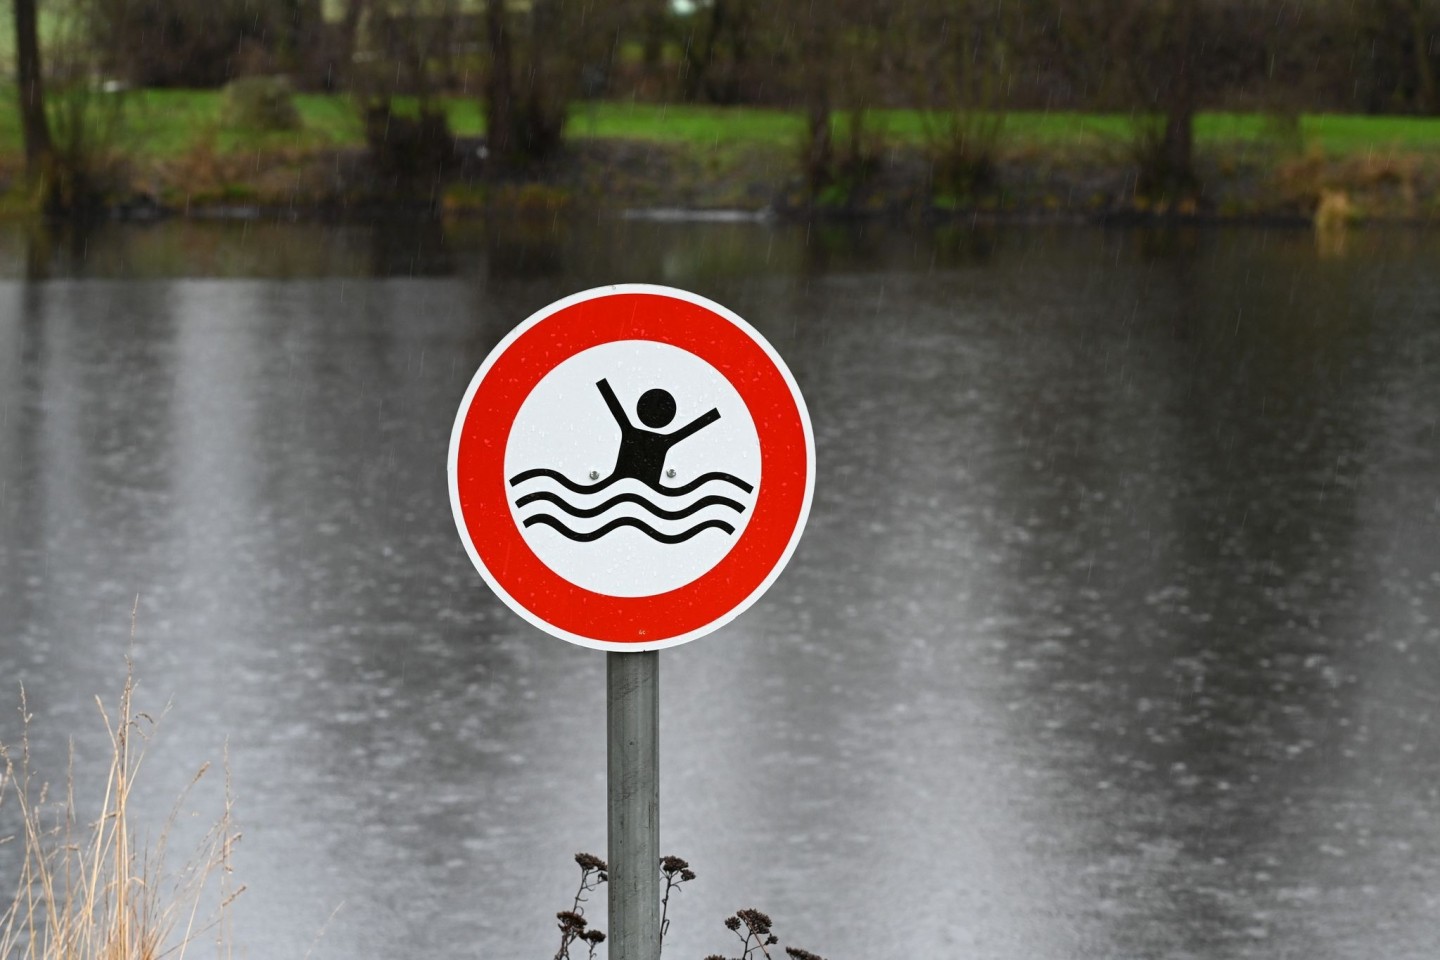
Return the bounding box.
[1,218,1439,960]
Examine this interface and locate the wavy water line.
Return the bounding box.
[522,514,735,543]
[514,491,745,520]
[509,480,747,515]
[508,468,755,496]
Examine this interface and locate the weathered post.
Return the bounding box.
[607,650,660,960]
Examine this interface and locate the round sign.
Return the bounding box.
[448,284,814,651]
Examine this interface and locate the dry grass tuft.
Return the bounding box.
[1314,188,1357,230]
[1273,146,1440,221]
[0,662,242,960]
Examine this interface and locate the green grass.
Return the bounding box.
[120,89,491,154]
[124,88,368,153]
[1299,113,1440,150]
[6,83,1440,161]
[571,101,808,146]
[579,104,1440,156]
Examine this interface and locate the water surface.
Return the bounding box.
[1,219,1438,959]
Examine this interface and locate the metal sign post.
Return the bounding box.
[607,651,660,960]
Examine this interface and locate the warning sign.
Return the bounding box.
[448,285,814,651]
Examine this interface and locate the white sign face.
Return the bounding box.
[504,340,761,597]
[449,284,814,651]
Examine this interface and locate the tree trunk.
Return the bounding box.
[1160,0,1197,199]
[1161,97,1195,194]
[1410,0,1438,114]
[799,3,834,203]
[288,0,325,87]
[725,0,751,104]
[642,0,666,71]
[340,0,367,43]
[309,0,367,90]
[484,0,515,164]
[680,0,725,101]
[14,0,54,180]
[803,85,832,202]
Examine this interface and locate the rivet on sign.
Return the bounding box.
[666,469,676,478]
[590,470,600,480]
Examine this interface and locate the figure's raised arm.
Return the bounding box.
[596,379,629,427]
[668,407,720,444]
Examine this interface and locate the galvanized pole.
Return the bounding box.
[607,650,660,960]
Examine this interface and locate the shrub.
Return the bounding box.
[221,76,301,132]
[363,102,456,192]
[925,110,1005,204]
[1127,114,1201,207]
[34,0,131,216]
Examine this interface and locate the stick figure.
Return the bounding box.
[597,378,719,486]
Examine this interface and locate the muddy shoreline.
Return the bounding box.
[12,136,1440,226]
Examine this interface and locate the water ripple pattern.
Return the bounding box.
[508,470,753,543]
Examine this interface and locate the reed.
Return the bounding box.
[0,664,242,960]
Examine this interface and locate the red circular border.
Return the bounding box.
[453,291,810,645]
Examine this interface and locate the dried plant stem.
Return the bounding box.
[553,854,607,960]
[0,659,242,960]
[658,854,694,943]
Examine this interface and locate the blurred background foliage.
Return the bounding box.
[5,0,1440,213]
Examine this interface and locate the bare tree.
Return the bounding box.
[483,0,518,161]
[794,0,837,197]
[337,0,368,73]
[1045,0,1283,204]
[897,0,1019,200]
[1347,0,1440,113]
[641,0,667,73]
[1045,0,1201,198]
[349,0,462,194]
[784,0,908,205]
[678,0,757,103]
[13,0,55,181]
[284,0,327,87]
[1410,0,1440,113]
[481,0,622,166]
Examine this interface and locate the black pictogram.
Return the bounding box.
[507,379,754,543]
[597,379,719,485]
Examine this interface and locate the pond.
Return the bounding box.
[1,217,1438,960]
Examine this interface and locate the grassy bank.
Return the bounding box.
[3,85,1440,220]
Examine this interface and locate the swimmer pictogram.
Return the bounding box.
[507,378,755,543]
